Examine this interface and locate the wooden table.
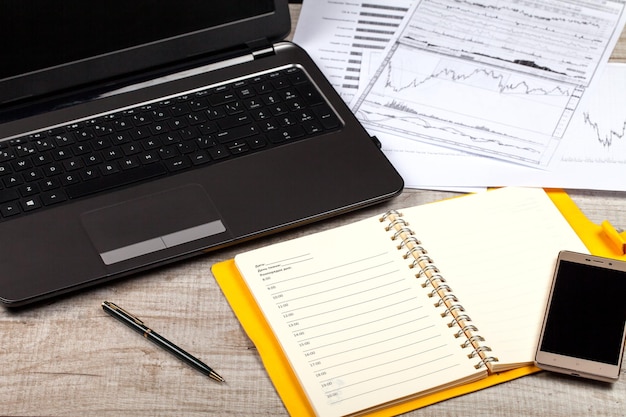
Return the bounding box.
[2,4,625,417]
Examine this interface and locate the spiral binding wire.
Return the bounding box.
[380,210,499,370]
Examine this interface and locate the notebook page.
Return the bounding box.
[235,215,486,417]
[401,187,588,370]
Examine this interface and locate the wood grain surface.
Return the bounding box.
[1,4,625,417]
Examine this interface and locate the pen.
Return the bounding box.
[102,301,225,383]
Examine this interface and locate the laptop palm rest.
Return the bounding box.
[81,184,226,265]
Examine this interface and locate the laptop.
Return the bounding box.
[0,0,403,306]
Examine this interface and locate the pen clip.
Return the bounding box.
[103,301,145,325]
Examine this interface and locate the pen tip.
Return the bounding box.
[210,371,226,383]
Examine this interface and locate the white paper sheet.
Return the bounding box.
[294,0,626,191]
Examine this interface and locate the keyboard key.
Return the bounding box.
[188,98,208,111]
[271,77,290,89]
[121,143,142,155]
[150,108,170,121]
[39,178,61,191]
[186,112,207,125]
[72,143,92,155]
[224,101,243,115]
[53,134,75,146]
[93,123,115,136]
[119,157,141,170]
[34,139,55,152]
[23,168,43,182]
[190,150,211,165]
[104,148,123,160]
[208,146,229,160]
[41,190,68,206]
[100,162,121,176]
[32,153,53,166]
[298,84,324,106]
[313,105,340,129]
[93,138,112,150]
[249,136,267,149]
[228,141,250,155]
[207,107,226,120]
[0,189,19,203]
[168,103,190,117]
[60,173,81,186]
[0,202,20,218]
[112,119,132,131]
[198,122,218,136]
[194,136,218,149]
[165,156,192,172]
[19,183,40,197]
[52,148,72,160]
[176,141,197,154]
[3,175,23,188]
[110,132,132,144]
[15,144,37,157]
[158,145,179,159]
[267,125,305,144]
[63,158,84,171]
[43,163,63,176]
[244,97,263,110]
[129,127,151,140]
[139,151,160,164]
[132,113,152,126]
[74,129,95,142]
[218,115,252,130]
[236,86,255,99]
[302,121,324,135]
[262,93,281,106]
[80,168,100,181]
[254,82,272,94]
[209,91,237,106]
[287,68,307,84]
[21,196,42,212]
[84,153,103,166]
[168,118,188,130]
[216,124,259,144]
[259,119,280,132]
[12,159,33,171]
[270,104,288,116]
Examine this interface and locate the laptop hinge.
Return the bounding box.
[247,38,276,59]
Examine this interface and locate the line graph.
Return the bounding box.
[358,104,543,156]
[438,0,603,29]
[386,64,572,96]
[352,44,573,165]
[582,112,626,149]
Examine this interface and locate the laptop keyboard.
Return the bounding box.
[0,66,341,221]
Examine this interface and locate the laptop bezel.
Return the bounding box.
[0,0,291,110]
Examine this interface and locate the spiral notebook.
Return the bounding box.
[220,187,589,417]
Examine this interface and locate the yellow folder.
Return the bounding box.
[211,189,626,416]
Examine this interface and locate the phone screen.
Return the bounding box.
[539,259,626,365]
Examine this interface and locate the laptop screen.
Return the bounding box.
[0,0,288,107]
[1,0,274,80]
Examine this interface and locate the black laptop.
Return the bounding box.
[0,0,403,306]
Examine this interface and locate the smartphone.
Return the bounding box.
[535,250,626,382]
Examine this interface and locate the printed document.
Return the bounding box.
[351,0,626,170]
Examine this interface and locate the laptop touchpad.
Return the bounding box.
[81,184,226,265]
